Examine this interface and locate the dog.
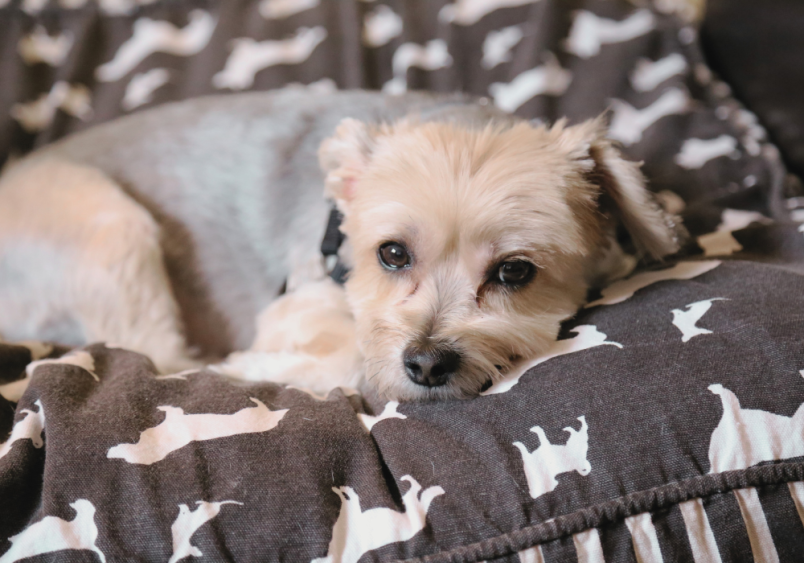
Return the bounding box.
[0,88,683,401]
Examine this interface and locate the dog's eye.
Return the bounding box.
[378,242,411,270]
[496,260,535,287]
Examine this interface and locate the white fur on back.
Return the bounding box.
[0,158,193,372]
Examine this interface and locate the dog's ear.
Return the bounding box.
[556,118,686,260]
[318,118,376,214]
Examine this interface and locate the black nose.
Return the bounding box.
[403,346,461,387]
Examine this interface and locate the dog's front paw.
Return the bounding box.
[213,350,363,396]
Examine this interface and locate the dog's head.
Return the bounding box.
[319,116,683,400]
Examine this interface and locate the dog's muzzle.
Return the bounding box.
[403,345,461,387]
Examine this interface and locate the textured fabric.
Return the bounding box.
[702,0,804,185]
[0,0,788,220]
[2,0,804,561]
[3,260,804,561]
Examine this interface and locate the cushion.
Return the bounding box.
[3,258,804,561]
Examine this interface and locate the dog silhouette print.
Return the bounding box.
[107,398,288,464]
[168,500,242,563]
[312,475,444,563]
[514,416,591,499]
[708,384,804,472]
[0,500,105,563]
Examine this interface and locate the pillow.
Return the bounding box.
[2,259,804,561]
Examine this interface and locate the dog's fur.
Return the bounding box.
[0,89,683,400]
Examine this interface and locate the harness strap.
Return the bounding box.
[320,207,350,284]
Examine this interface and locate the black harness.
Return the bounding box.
[320,207,350,284]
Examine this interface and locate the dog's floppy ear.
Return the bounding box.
[318,118,376,214]
[558,118,685,260]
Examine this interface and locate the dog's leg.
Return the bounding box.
[0,158,195,372]
[216,279,363,394]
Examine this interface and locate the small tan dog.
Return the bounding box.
[0,90,682,400]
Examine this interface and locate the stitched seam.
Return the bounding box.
[399,461,804,563]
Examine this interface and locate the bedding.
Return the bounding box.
[702,0,804,184]
[3,257,804,562]
[2,0,804,561]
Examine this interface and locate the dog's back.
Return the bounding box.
[0,89,505,362]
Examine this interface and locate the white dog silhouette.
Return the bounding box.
[95,10,217,82]
[26,349,98,380]
[481,25,524,69]
[483,325,621,395]
[0,499,105,563]
[564,9,655,59]
[213,27,327,90]
[363,5,403,48]
[585,260,721,308]
[0,343,52,402]
[514,416,591,499]
[107,398,288,464]
[10,82,92,133]
[259,0,319,19]
[312,475,444,563]
[168,500,242,563]
[708,384,804,473]
[630,53,688,92]
[382,40,453,94]
[0,400,45,462]
[608,88,689,146]
[671,298,727,342]
[122,68,171,111]
[675,135,738,170]
[18,26,74,66]
[439,0,539,26]
[696,208,770,257]
[358,401,406,431]
[489,53,572,113]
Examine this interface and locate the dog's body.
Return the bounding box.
[0,88,682,400]
[1,91,493,361]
